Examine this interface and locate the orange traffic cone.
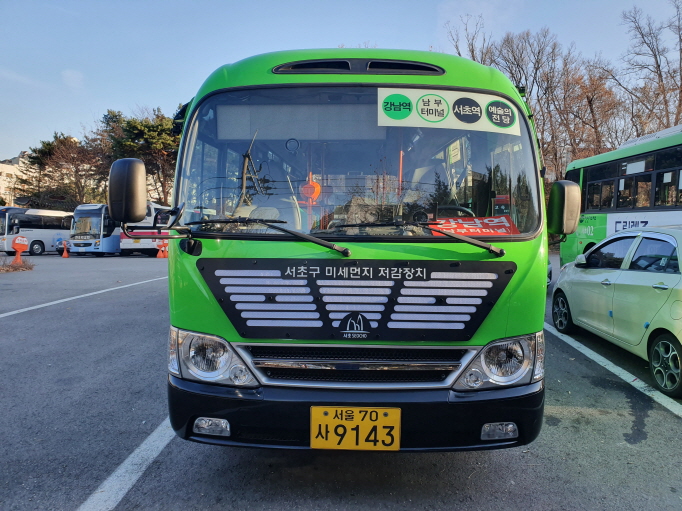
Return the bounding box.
[163,240,169,258]
[62,242,69,258]
[156,240,164,258]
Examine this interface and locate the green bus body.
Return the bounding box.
[166,49,548,451]
[561,128,682,267]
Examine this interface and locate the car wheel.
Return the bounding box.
[552,291,575,334]
[649,333,682,398]
[29,241,44,256]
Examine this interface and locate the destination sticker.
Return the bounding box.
[378,88,521,136]
[381,94,413,120]
[416,94,449,123]
[453,97,482,124]
[432,215,521,236]
[486,100,516,128]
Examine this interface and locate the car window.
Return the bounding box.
[628,238,679,273]
[586,237,636,269]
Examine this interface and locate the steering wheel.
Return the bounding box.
[447,206,475,217]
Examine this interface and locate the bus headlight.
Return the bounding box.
[453,332,543,390]
[170,327,259,387]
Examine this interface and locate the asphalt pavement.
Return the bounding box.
[1,252,681,510]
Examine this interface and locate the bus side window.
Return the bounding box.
[42,216,63,229]
[617,178,634,208]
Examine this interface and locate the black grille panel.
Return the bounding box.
[247,346,467,362]
[264,368,448,383]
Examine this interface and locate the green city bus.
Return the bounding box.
[561,126,682,267]
[108,49,578,451]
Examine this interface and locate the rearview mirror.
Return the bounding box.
[547,180,581,235]
[108,158,148,223]
[575,254,587,267]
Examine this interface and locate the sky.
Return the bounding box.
[1,0,678,160]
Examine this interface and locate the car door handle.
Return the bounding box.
[600,280,612,286]
[652,284,669,290]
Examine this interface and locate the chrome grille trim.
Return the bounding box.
[234,343,479,389]
[252,361,461,371]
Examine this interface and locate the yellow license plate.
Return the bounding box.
[133,239,141,244]
[310,406,401,451]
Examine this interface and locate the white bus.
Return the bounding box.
[67,204,121,256]
[119,201,171,256]
[0,207,73,255]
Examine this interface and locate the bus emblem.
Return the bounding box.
[340,313,371,340]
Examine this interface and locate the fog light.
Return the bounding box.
[461,368,484,388]
[481,422,518,440]
[193,417,231,437]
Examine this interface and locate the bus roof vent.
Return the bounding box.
[366,60,445,75]
[619,124,682,149]
[273,60,352,73]
[273,59,445,75]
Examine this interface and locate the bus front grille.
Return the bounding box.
[235,344,478,389]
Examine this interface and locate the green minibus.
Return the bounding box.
[108,49,579,451]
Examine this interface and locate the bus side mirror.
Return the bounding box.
[108,158,148,223]
[547,180,581,235]
[11,225,19,235]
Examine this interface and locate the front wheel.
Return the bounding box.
[29,241,44,256]
[649,334,682,398]
[552,291,575,334]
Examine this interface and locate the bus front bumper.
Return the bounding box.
[168,376,544,451]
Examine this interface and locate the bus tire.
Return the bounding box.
[552,291,575,334]
[648,333,682,398]
[29,241,45,256]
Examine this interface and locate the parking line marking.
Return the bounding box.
[0,277,168,319]
[77,417,175,511]
[544,322,682,420]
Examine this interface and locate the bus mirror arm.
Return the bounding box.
[152,202,186,233]
[165,202,186,231]
[121,223,191,240]
[548,235,567,246]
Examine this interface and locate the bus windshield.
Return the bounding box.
[177,86,540,238]
[72,213,101,237]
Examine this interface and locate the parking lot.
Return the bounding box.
[1,253,681,510]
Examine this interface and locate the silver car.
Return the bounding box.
[552,227,682,397]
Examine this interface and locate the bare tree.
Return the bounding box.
[444,15,496,65]
[600,3,682,132]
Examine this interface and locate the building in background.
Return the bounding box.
[0,152,28,206]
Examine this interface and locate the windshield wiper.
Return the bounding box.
[333,221,505,257]
[232,131,265,215]
[185,217,351,257]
